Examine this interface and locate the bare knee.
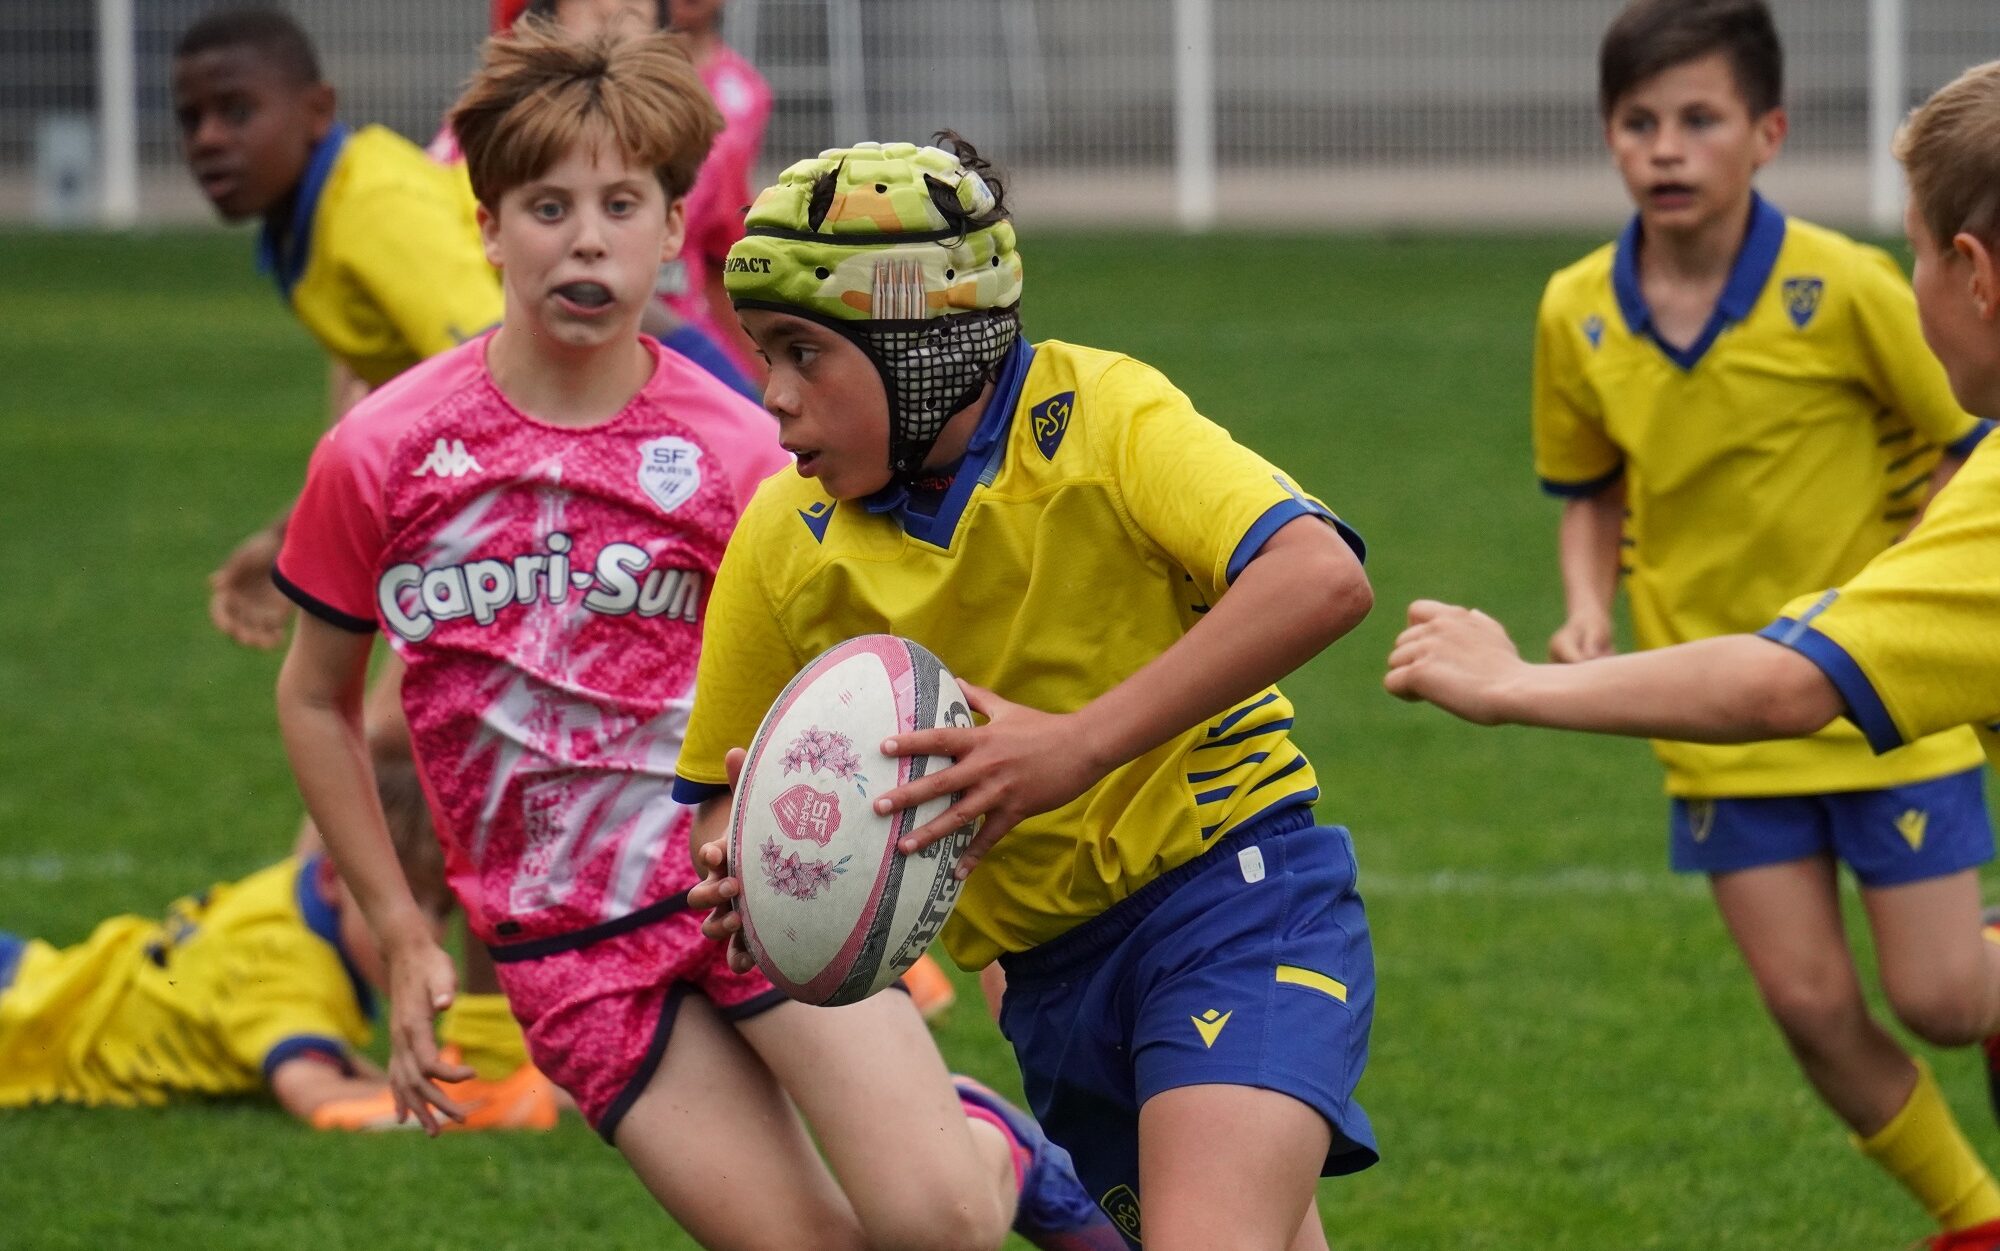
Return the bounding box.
[858,1189,1009,1251]
[1887,973,1986,1047]
[1755,966,1869,1055]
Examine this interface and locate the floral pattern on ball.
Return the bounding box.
[781,726,869,795]
[760,837,851,901]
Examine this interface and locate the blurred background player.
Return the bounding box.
[682,137,1378,1251]
[0,760,552,1130]
[272,25,1098,1249]
[174,6,503,654]
[500,0,771,380]
[435,0,765,401]
[1390,29,2000,1248]
[172,4,550,1111]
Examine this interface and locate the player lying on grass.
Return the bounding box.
[1388,52,2000,1251]
[1461,0,2000,1243]
[273,25,1115,1250]
[0,761,551,1130]
[682,136,1378,1251]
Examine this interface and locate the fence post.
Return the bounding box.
[96,0,138,228]
[1174,0,1216,232]
[1867,0,1904,234]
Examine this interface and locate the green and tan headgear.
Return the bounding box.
[724,140,1024,479]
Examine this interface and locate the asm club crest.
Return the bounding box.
[771,783,842,847]
[1030,391,1074,460]
[1782,277,1824,329]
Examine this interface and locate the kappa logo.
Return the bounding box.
[638,436,703,513]
[1098,1185,1142,1244]
[1030,391,1074,461]
[1783,277,1824,329]
[1582,314,1605,350]
[1895,807,1929,852]
[413,438,482,478]
[771,784,842,847]
[1191,1008,1232,1048]
[798,500,836,543]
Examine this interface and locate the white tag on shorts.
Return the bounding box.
[1238,846,1266,884]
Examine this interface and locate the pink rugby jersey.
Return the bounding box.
[276,334,787,944]
[659,44,771,363]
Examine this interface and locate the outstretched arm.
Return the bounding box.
[1384,599,1844,742]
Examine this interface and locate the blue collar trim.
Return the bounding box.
[295,853,378,1020]
[258,122,350,299]
[860,339,1036,548]
[1611,191,1786,370]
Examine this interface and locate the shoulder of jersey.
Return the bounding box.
[333,338,487,441]
[1542,240,1617,307]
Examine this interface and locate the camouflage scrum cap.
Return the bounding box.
[723,141,1023,322]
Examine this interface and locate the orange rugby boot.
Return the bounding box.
[901,951,958,1023]
[310,1050,560,1132]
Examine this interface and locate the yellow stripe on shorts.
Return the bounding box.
[1275,964,1347,1002]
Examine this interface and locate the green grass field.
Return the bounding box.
[1,227,1990,1250]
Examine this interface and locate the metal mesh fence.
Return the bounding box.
[2,0,1997,228]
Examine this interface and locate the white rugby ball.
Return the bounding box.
[729,634,976,1006]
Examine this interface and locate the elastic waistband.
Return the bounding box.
[999,804,1315,984]
[486,890,691,964]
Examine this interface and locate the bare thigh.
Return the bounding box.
[1138,1083,1331,1251]
[1864,867,2000,1045]
[738,994,1014,1251]
[613,993,864,1251]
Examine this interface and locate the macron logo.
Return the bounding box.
[413,438,482,479]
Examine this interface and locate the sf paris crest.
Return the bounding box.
[638,436,703,513]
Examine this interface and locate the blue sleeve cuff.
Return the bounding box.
[262,1035,355,1082]
[1756,617,1905,754]
[1947,418,1996,459]
[1225,498,1366,584]
[672,776,730,806]
[1538,462,1625,499]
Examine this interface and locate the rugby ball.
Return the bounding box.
[728,635,977,1006]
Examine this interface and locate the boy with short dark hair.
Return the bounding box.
[173,6,506,653]
[1392,3,2000,1239]
[683,136,1378,1250]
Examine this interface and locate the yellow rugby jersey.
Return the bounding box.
[677,340,1364,967]
[260,123,500,387]
[0,856,374,1108]
[1533,193,1987,797]
[1762,435,2000,767]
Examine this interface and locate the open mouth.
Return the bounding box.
[1648,182,1697,204]
[790,449,821,475]
[194,168,238,199]
[554,281,614,312]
